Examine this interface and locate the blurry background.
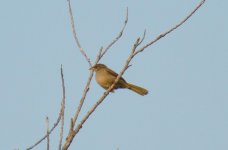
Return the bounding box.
[0,0,227,150]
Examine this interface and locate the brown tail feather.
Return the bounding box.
[126,83,148,96]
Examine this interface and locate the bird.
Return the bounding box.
[90,64,148,96]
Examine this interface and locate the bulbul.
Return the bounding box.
[90,64,148,96]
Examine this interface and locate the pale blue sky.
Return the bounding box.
[0,0,227,150]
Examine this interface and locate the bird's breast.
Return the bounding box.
[95,71,115,89]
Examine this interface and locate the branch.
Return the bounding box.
[67,0,92,67]
[134,0,206,56]
[99,7,128,60]
[46,117,50,150]
[27,66,66,150]
[58,65,66,150]
[71,71,93,128]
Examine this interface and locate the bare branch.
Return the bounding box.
[27,66,66,150]
[71,71,93,127]
[46,117,50,150]
[95,47,103,63]
[67,0,92,67]
[134,0,206,56]
[138,29,146,45]
[58,65,66,150]
[99,7,128,60]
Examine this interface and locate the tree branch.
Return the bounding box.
[46,117,50,150]
[134,0,206,56]
[99,7,129,60]
[67,0,92,67]
[58,65,66,150]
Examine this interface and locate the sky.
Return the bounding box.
[0,0,227,150]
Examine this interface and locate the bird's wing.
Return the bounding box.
[106,67,126,82]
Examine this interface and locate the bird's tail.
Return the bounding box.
[126,83,148,96]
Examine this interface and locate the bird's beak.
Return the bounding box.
[89,66,94,71]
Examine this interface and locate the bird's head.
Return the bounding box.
[89,64,107,72]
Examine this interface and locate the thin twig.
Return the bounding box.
[134,0,206,56]
[71,71,93,128]
[138,30,146,45]
[27,66,66,150]
[46,117,50,150]
[95,47,103,63]
[58,65,66,150]
[67,0,92,67]
[99,7,128,60]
